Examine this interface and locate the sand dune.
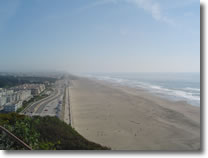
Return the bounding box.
[70,77,200,150]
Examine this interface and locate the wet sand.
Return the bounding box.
[69,77,200,150]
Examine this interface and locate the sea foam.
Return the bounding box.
[84,73,200,106]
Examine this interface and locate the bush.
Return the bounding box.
[0,113,110,150]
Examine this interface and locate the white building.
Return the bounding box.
[19,90,31,101]
[0,83,44,112]
[11,84,45,96]
[0,96,7,106]
[4,101,22,112]
[3,90,31,104]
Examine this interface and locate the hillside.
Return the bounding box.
[0,113,110,150]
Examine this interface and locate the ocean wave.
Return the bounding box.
[183,87,200,91]
[135,83,200,102]
[86,75,200,105]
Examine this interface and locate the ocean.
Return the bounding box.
[83,72,200,106]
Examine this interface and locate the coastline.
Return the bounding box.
[70,76,200,150]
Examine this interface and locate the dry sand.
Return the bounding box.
[69,77,200,150]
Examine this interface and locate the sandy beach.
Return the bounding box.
[69,77,200,150]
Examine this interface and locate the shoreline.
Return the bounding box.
[89,77,200,107]
[70,76,200,150]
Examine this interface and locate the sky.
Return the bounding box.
[0,0,200,73]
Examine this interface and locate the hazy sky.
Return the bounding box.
[0,0,200,73]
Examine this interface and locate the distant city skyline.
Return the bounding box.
[0,0,200,73]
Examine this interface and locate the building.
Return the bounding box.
[0,83,44,112]
[19,90,31,101]
[4,101,22,112]
[0,88,3,96]
[31,88,40,96]
[0,96,7,106]
[0,88,31,106]
[11,84,45,96]
[30,84,45,96]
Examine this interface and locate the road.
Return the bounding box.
[35,88,62,114]
[23,80,65,117]
[64,86,70,124]
[21,89,58,114]
[21,77,71,125]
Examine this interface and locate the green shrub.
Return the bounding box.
[0,113,110,150]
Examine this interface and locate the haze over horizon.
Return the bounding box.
[0,0,200,73]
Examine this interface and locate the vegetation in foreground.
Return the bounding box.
[0,113,110,150]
